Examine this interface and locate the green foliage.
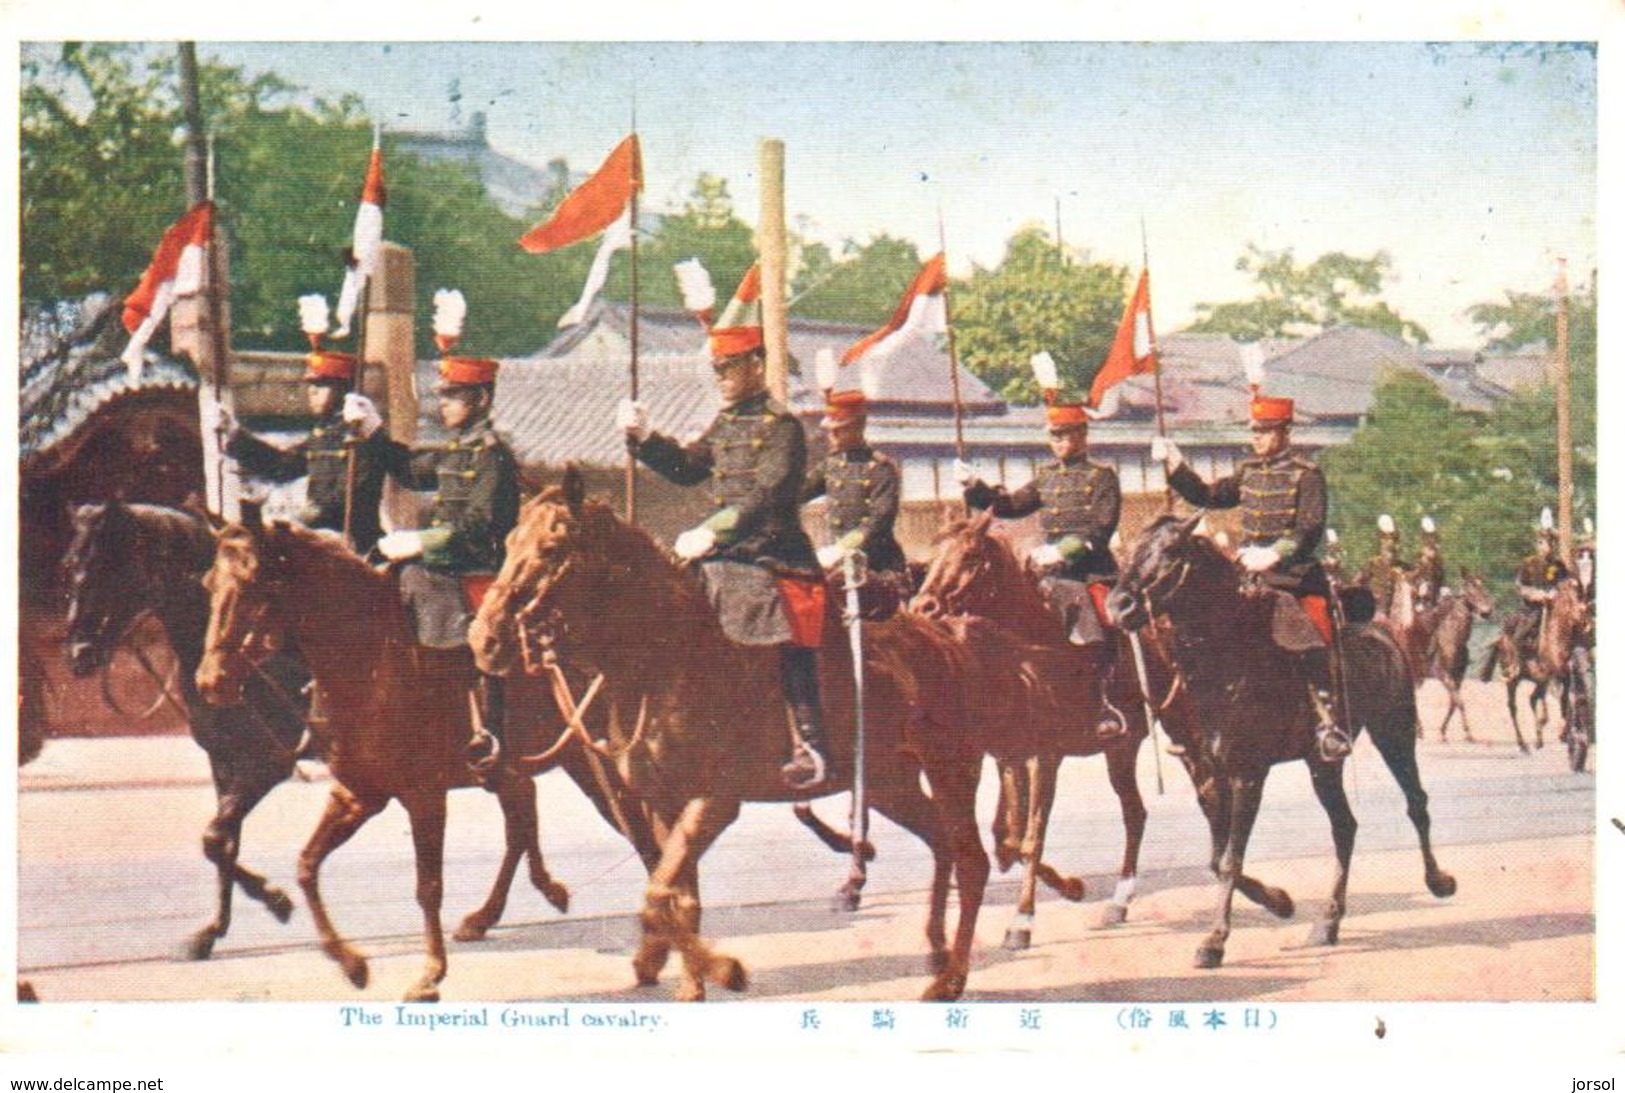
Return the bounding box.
[1190,244,1430,344]
[791,234,924,327]
[608,173,758,314]
[949,226,1129,403]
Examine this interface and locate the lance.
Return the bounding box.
[841,547,871,902]
[1142,217,1171,513]
[1126,631,1165,795]
[626,98,641,522]
[343,123,381,551]
[937,208,967,515]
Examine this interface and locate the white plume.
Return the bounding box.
[298,294,331,337]
[1540,506,1554,531]
[1584,517,1594,536]
[1326,528,1340,546]
[674,258,716,314]
[1421,515,1436,534]
[1378,513,1395,535]
[1030,351,1059,391]
[1240,341,1267,387]
[433,289,467,341]
[861,360,881,400]
[815,348,838,392]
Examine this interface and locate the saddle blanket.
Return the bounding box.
[701,560,826,648]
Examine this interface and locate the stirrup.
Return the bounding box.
[781,742,831,792]
[1316,725,1353,762]
[467,729,501,775]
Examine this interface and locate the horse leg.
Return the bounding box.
[1366,712,1457,899]
[1002,754,1052,950]
[1196,775,1265,969]
[791,802,877,862]
[872,777,954,974]
[297,784,389,990]
[1096,734,1148,928]
[1305,763,1357,947]
[923,757,989,1003]
[1189,760,1293,919]
[639,796,742,1002]
[992,759,1027,874]
[187,770,295,961]
[630,811,677,988]
[402,791,450,1003]
[455,773,569,942]
[1506,680,1530,754]
[1531,680,1548,750]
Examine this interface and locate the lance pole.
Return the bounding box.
[1142,217,1171,513]
[343,123,380,550]
[937,208,966,462]
[627,124,641,522]
[1126,631,1165,795]
[1554,258,1574,565]
[841,548,870,905]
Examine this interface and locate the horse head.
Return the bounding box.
[911,509,1011,618]
[1107,512,1209,631]
[1545,576,1592,660]
[1457,568,1496,620]
[471,479,648,676]
[196,508,293,707]
[63,501,141,675]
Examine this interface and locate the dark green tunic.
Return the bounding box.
[965,458,1121,583]
[379,418,520,576]
[1169,450,1329,597]
[801,445,907,579]
[226,415,390,554]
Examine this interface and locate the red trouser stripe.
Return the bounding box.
[1087,582,1113,627]
[777,577,827,648]
[1298,594,1334,644]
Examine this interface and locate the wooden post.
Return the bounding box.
[759,139,789,404]
[1554,258,1573,564]
[371,242,419,532]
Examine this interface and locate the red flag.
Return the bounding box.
[1087,268,1156,407]
[121,201,213,374]
[333,139,387,338]
[841,252,947,365]
[519,134,643,254]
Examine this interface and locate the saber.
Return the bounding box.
[842,547,870,902]
[1126,631,1165,795]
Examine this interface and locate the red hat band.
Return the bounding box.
[822,390,867,426]
[438,356,499,387]
[1250,395,1294,427]
[709,325,764,361]
[1045,403,1089,429]
[304,350,358,383]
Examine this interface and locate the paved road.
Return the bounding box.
[15,680,1595,1003]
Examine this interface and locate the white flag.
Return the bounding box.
[558,208,633,328]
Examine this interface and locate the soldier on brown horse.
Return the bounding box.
[1394,568,1496,742]
[469,473,992,1001]
[1108,514,1456,969]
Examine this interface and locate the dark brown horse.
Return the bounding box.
[1108,515,1455,969]
[911,510,1175,948]
[1391,569,1496,742]
[468,477,991,1001]
[63,501,308,959]
[1479,578,1591,753]
[194,508,576,1001]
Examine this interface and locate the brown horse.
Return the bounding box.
[468,475,991,1002]
[194,507,576,1002]
[1390,569,1496,742]
[1108,515,1455,969]
[1479,578,1591,753]
[911,510,1178,948]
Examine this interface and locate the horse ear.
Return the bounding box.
[970,508,994,534]
[1178,511,1204,537]
[563,463,586,515]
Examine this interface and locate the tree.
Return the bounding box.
[601,173,758,314]
[790,233,925,327]
[949,226,1128,403]
[1189,245,1430,344]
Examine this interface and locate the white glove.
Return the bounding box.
[616,398,650,442]
[342,393,383,438]
[1238,545,1280,573]
[817,543,845,568]
[953,459,976,487]
[673,526,716,561]
[1029,543,1064,568]
[1151,436,1184,469]
[377,530,424,561]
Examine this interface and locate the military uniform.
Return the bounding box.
[801,388,909,620]
[1411,542,1446,609]
[1357,540,1407,616]
[1506,540,1569,656]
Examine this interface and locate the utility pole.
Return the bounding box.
[759,139,789,403]
[1554,258,1574,564]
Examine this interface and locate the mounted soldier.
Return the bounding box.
[343,289,520,783]
[1151,355,1353,761]
[1503,507,1570,659]
[802,354,909,621]
[1357,514,1408,619]
[216,295,390,555]
[955,351,1127,737]
[617,265,834,791]
[1411,516,1448,609]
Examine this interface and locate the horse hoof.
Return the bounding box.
[921,971,967,1002]
[453,918,491,943]
[1195,945,1225,969]
[713,958,748,993]
[1003,928,1032,951]
[404,985,440,1003]
[632,957,663,987]
[675,982,707,1002]
[266,890,295,923]
[994,846,1019,874]
[1427,872,1458,899]
[928,949,951,975]
[1059,878,1086,903]
[834,888,862,913]
[184,933,217,962]
[340,955,369,990]
[544,882,571,915]
[1308,920,1341,947]
[1095,903,1129,928]
[1519,745,1531,756]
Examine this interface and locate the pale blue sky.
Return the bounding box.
[21,38,1599,346]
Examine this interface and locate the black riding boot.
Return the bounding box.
[468,673,506,788]
[779,647,835,792]
[1091,643,1128,739]
[1300,647,1352,761]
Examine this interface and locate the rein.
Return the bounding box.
[100,611,186,721]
